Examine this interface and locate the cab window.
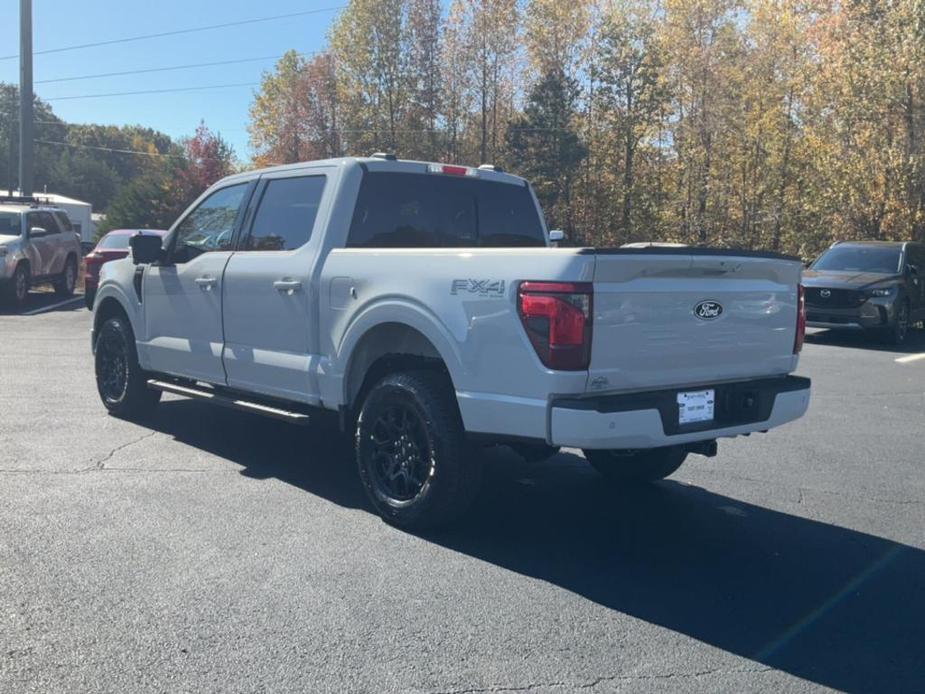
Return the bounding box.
[347,172,545,248]
[172,184,248,263]
[243,176,326,252]
[0,212,21,235]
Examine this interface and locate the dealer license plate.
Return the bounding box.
[677,389,715,425]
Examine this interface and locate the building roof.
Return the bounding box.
[7,191,92,208]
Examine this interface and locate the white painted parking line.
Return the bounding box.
[895,352,925,364]
[20,296,84,316]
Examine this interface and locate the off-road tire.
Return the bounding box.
[583,446,688,482]
[355,370,481,529]
[94,316,161,418]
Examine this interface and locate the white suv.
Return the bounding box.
[0,198,82,308]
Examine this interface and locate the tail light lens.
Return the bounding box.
[518,281,593,370]
[794,284,806,353]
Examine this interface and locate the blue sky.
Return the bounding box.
[0,1,343,162]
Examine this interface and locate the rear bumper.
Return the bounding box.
[550,376,811,449]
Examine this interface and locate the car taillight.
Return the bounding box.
[794,284,806,353]
[518,281,593,370]
[84,252,103,265]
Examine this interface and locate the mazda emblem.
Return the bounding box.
[694,301,723,320]
[820,289,831,298]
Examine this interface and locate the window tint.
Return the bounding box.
[245,176,326,251]
[908,245,925,268]
[100,234,132,250]
[173,183,248,263]
[812,246,902,274]
[347,172,545,248]
[53,212,73,232]
[40,212,60,234]
[28,211,59,234]
[0,212,20,235]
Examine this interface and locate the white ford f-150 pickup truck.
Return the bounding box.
[91,155,811,528]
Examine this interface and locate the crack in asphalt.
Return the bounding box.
[82,430,160,471]
[432,665,777,693]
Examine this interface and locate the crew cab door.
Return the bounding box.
[221,169,330,403]
[140,182,252,384]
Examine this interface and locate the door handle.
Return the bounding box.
[195,276,218,291]
[274,279,303,293]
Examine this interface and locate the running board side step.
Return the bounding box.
[146,379,311,424]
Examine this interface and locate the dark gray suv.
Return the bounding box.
[803,241,925,344]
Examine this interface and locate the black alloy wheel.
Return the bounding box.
[368,401,435,504]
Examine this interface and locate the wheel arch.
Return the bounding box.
[343,321,460,414]
[92,296,132,350]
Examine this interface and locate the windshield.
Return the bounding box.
[0,211,21,236]
[812,246,903,274]
[99,234,132,250]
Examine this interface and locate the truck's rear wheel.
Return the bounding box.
[583,446,688,482]
[95,316,161,418]
[355,370,481,529]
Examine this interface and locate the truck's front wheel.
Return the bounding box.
[355,371,481,529]
[583,446,688,482]
[95,316,161,418]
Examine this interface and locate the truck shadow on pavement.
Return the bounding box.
[149,399,922,694]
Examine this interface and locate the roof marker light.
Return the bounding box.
[428,164,478,177]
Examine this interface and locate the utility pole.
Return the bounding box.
[19,0,34,197]
[7,124,15,196]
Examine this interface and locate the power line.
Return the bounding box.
[45,82,258,102]
[35,51,321,85]
[35,139,185,158]
[0,5,345,61]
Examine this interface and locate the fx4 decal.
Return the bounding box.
[451,279,506,297]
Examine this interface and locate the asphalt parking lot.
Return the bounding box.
[1,302,923,694]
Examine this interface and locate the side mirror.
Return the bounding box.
[130,233,164,265]
[549,229,565,244]
[908,264,919,276]
[29,226,47,238]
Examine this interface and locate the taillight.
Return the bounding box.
[518,281,593,370]
[794,284,806,353]
[84,252,103,266]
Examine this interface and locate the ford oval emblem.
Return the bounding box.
[694,301,723,320]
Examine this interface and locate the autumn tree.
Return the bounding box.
[507,69,587,236]
[596,0,669,240]
[329,0,410,154]
[173,122,237,209]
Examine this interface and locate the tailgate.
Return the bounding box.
[588,250,802,393]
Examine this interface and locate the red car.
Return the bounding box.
[84,229,166,308]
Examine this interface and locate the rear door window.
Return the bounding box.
[244,175,326,251]
[908,245,925,269]
[347,172,545,248]
[53,212,73,232]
